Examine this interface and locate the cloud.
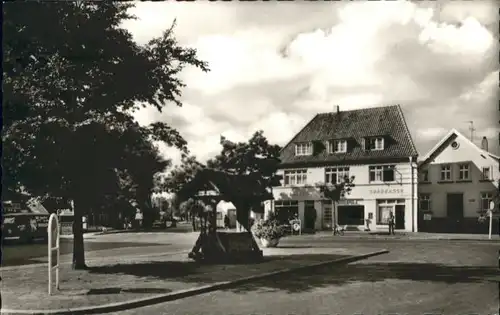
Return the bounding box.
[417,128,448,140]
[125,0,499,165]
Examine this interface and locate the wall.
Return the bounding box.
[419,164,498,218]
[267,160,419,232]
[417,133,499,233]
[419,133,499,218]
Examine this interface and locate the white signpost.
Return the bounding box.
[488,201,495,240]
[47,213,60,295]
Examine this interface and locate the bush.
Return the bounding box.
[251,212,286,240]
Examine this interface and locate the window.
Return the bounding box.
[284,169,307,186]
[329,140,347,153]
[295,143,312,156]
[420,170,429,182]
[367,137,384,150]
[275,200,299,224]
[458,164,470,180]
[377,205,392,225]
[369,165,395,182]
[440,165,452,181]
[482,167,492,181]
[480,192,494,212]
[376,199,404,225]
[325,167,350,184]
[419,194,431,212]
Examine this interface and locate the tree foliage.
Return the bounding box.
[164,155,206,194]
[319,176,356,203]
[3,2,208,269]
[207,130,282,189]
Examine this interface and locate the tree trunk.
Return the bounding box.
[72,199,87,270]
[235,204,251,232]
[142,206,154,229]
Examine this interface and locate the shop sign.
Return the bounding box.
[369,188,404,194]
[338,199,363,205]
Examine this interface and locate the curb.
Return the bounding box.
[309,233,499,242]
[0,250,191,271]
[0,249,389,315]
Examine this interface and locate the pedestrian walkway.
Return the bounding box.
[311,231,500,241]
[1,245,385,313]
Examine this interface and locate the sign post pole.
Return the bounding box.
[488,201,495,240]
[47,213,60,295]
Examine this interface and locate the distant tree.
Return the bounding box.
[3,2,207,269]
[164,155,206,194]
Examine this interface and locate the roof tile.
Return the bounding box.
[280,105,418,166]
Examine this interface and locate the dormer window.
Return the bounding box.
[295,142,312,156]
[328,139,347,153]
[368,137,384,150]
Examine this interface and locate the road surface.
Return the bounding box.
[112,238,499,315]
[2,231,198,267]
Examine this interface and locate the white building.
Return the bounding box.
[418,129,499,234]
[265,105,419,232]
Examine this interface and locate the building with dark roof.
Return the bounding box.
[265,105,419,232]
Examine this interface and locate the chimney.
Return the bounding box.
[336,105,340,114]
[481,136,488,152]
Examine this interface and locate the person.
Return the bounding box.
[224,214,230,230]
[388,211,395,235]
[135,209,143,229]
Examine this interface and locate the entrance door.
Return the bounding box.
[322,201,333,230]
[304,201,317,230]
[447,193,464,233]
[395,205,405,230]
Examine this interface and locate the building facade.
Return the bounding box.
[265,105,419,232]
[418,129,500,234]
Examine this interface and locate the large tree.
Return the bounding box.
[3,2,208,269]
[207,131,282,186]
[207,131,282,229]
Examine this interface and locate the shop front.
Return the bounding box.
[267,185,417,232]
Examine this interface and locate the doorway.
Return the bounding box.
[322,201,333,230]
[446,193,464,233]
[395,205,405,230]
[304,201,317,230]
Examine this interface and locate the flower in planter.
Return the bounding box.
[251,211,286,241]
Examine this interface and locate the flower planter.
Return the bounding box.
[260,237,279,248]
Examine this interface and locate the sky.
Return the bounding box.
[122,0,499,167]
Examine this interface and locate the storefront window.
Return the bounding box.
[376,199,404,225]
[377,205,392,225]
[274,200,299,224]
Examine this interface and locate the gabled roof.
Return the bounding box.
[177,169,273,203]
[420,128,500,166]
[279,105,418,166]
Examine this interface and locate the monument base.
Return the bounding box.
[189,231,263,264]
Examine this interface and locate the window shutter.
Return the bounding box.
[361,138,366,151]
